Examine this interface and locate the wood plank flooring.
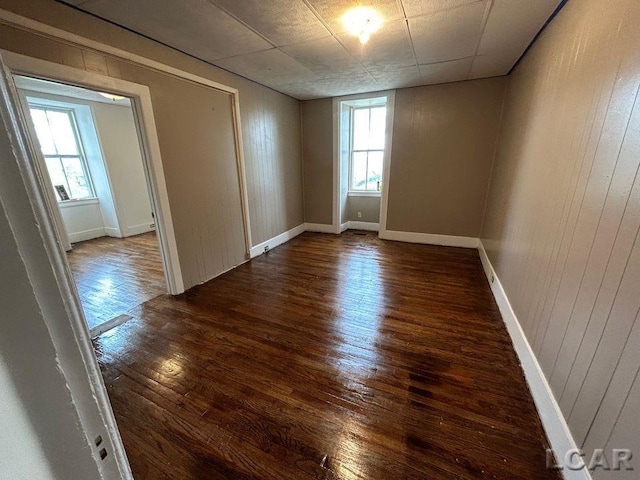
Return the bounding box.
[94,231,560,479]
[67,232,165,330]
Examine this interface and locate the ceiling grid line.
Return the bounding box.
[59,0,565,100]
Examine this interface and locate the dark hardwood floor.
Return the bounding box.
[94,231,559,479]
[67,232,165,330]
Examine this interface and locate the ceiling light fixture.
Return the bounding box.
[98,92,126,101]
[342,7,382,45]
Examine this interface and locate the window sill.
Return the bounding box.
[348,191,381,197]
[58,198,99,208]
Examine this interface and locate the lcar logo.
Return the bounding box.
[547,448,634,472]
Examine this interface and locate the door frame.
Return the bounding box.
[0,51,132,480]
[0,7,253,259]
[3,49,185,295]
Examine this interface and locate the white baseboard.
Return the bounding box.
[304,222,336,234]
[478,242,590,480]
[103,227,123,238]
[339,221,350,233]
[69,227,105,243]
[347,221,379,231]
[380,229,479,248]
[124,223,155,237]
[250,223,305,258]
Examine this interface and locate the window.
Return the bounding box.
[29,106,94,201]
[350,105,386,192]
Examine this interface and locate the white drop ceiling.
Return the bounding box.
[63,0,562,100]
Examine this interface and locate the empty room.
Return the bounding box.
[0,1,638,480]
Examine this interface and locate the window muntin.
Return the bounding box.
[29,106,94,201]
[350,106,386,192]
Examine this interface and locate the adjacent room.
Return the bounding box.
[1,1,638,480]
[15,76,165,335]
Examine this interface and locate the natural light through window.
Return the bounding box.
[29,106,94,201]
[350,105,386,193]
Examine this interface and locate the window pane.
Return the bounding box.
[61,157,92,199]
[30,108,57,155]
[366,151,384,191]
[45,157,71,201]
[353,108,370,150]
[352,151,368,190]
[46,110,78,155]
[369,107,386,150]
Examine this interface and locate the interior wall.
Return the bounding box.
[92,101,154,237]
[301,79,507,235]
[301,97,333,225]
[386,78,506,237]
[481,0,640,472]
[0,0,304,289]
[347,196,380,223]
[58,201,104,242]
[0,108,105,480]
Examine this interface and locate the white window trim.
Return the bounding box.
[333,91,395,235]
[57,197,99,208]
[28,103,97,202]
[348,190,381,197]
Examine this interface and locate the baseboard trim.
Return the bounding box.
[477,242,590,480]
[304,222,336,234]
[347,221,379,231]
[250,224,305,258]
[103,227,123,238]
[124,223,155,237]
[380,230,479,248]
[68,227,105,243]
[339,221,350,233]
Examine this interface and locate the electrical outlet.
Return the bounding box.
[358,211,362,218]
[94,435,108,461]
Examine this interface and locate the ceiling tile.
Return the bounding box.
[337,19,416,69]
[78,0,272,61]
[366,64,423,89]
[478,0,561,56]
[409,0,489,64]
[305,0,404,34]
[277,73,382,100]
[468,51,518,79]
[401,0,483,19]
[418,57,474,84]
[68,0,560,99]
[211,0,330,46]
[281,36,369,77]
[215,48,315,85]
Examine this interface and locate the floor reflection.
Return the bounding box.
[330,243,386,380]
[67,232,165,330]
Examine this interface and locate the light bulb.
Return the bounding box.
[343,7,382,45]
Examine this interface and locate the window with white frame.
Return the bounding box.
[349,105,387,193]
[28,106,95,201]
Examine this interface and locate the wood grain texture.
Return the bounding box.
[480,0,640,469]
[67,232,164,330]
[95,232,559,479]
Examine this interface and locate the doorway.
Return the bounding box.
[15,76,166,336]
